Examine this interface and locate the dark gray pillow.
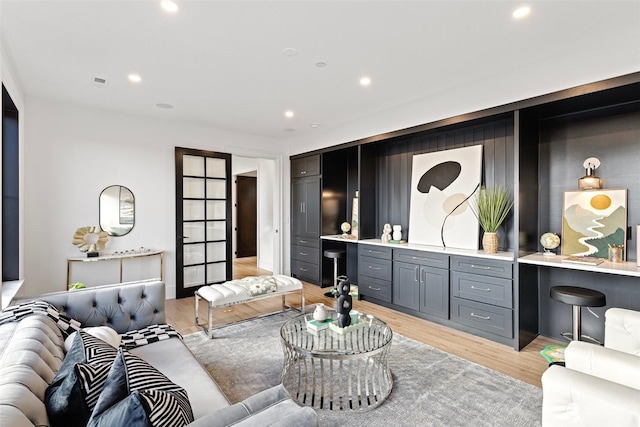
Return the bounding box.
[88,348,194,427]
[45,330,119,427]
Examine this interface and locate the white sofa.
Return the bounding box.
[542,308,640,426]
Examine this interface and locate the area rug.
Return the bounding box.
[183,312,542,427]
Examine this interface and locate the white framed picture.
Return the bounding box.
[408,145,483,249]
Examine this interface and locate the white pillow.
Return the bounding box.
[64,326,121,351]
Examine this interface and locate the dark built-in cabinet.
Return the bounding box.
[291,72,640,350]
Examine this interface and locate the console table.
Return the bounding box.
[66,250,164,288]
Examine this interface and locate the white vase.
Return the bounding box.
[393,225,402,241]
[313,303,328,322]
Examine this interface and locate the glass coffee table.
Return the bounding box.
[279,310,393,411]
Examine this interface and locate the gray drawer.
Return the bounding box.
[451,272,513,309]
[292,236,319,248]
[358,256,392,281]
[291,245,319,264]
[451,297,513,338]
[394,249,449,269]
[291,259,319,284]
[357,276,392,303]
[359,244,392,260]
[450,256,512,279]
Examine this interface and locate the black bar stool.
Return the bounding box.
[550,285,606,342]
[323,249,345,297]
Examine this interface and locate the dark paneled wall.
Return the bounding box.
[374,117,516,250]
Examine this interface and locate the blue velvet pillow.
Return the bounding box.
[88,348,194,427]
[45,330,119,427]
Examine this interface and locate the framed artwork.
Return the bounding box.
[408,145,483,249]
[561,189,627,259]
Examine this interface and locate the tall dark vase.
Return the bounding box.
[336,278,352,328]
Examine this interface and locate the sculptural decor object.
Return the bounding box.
[72,226,109,256]
[381,223,392,243]
[336,278,352,328]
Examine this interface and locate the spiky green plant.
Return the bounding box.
[470,186,514,233]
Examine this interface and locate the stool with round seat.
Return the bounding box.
[323,249,345,298]
[550,285,606,342]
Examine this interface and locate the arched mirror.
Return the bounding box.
[100,185,135,236]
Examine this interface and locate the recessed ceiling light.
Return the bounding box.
[285,110,294,118]
[161,1,178,13]
[310,123,321,128]
[128,74,142,83]
[283,128,296,132]
[360,76,371,86]
[315,62,326,68]
[156,103,173,109]
[513,6,531,19]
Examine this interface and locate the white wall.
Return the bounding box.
[22,98,288,298]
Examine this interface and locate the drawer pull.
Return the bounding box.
[470,285,491,292]
[412,256,428,261]
[299,240,307,244]
[368,250,383,254]
[470,265,491,270]
[368,266,381,270]
[299,252,308,256]
[368,286,381,291]
[299,268,308,272]
[470,312,491,320]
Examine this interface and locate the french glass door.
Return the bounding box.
[175,147,232,298]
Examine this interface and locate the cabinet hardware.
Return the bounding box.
[299,240,307,244]
[470,285,491,292]
[415,266,419,282]
[368,286,381,291]
[470,312,491,320]
[300,170,307,175]
[368,266,381,270]
[368,250,383,254]
[299,268,308,272]
[470,265,491,270]
[412,256,428,261]
[300,252,308,256]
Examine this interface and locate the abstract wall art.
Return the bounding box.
[408,145,483,249]
[561,189,627,259]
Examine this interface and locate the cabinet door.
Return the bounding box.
[292,177,320,237]
[393,261,420,311]
[420,267,449,319]
[292,155,321,177]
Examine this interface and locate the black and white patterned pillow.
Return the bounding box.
[88,349,194,427]
[119,323,182,349]
[45,330,119,427]
[0,300,81,336]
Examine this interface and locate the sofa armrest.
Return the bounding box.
[187,384,317,427]
[605,308,640,355]
[565,341,640,390]
[542,365,640,427]
[13,280,166,333]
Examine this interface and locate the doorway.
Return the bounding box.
[236,175,257,258]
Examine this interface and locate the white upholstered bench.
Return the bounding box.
[194,275,305,338]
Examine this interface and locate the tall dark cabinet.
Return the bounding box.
[290,155,322,285]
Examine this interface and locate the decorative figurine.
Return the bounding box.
[381,223,392,243]
[336,277,352,328]
[393,225,402,241]
[313,303,329,322]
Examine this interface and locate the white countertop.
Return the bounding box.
[320,235,515,261]
[518,252,640,278]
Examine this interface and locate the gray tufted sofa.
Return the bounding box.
[0,280,317,427]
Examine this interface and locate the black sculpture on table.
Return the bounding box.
[337,277,352,328]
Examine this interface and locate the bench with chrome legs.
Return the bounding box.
[194,275,304,338]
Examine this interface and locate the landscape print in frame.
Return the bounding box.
[408,145,483,249]
[561,188,627,259]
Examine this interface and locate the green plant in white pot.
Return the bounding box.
[470,186,514,254]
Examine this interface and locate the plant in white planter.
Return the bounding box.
[470,186,514,254]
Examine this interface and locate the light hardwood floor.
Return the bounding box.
[166,256,561,388]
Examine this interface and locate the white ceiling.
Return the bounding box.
[2,1,639,151]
